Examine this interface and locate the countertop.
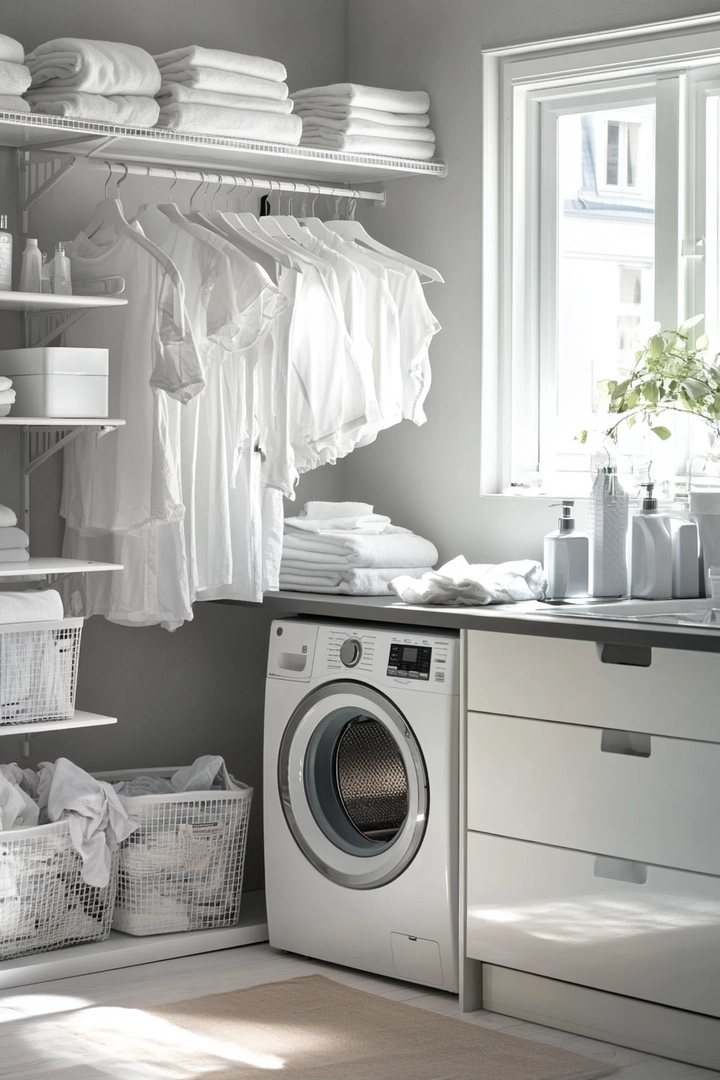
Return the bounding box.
[222,591,720,655]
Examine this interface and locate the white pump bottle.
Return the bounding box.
[630,482,673,599]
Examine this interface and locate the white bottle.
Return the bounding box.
[589,463,629,597]
[544,501,589,600]
[630,483,673,599]
[670,518,699,599]
[52,242,72,295]
[19,238,42,293]
[0,214,13,291]
[40,252,52,294]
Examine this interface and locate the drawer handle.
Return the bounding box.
[594,856,647,885]
[601,729,651,758]
[599,643,652,667]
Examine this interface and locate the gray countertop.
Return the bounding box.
[221,591,720,655]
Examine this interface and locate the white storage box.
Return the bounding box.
[0,347,108,417]
[99,768,253,936]
[0,618,82,725]
[0,820,118,961]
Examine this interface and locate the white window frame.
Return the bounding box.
[481,15,720,496]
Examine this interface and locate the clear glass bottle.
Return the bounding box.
[0,214,13,291]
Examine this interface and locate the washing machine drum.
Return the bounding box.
[278,681,428,889]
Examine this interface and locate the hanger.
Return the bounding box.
[326,197,444,284]
[299,185,332,241]
[274,182,313,243]
[194,175,298,274]
[84,161,132,241]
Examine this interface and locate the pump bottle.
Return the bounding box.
[630,482,673,599]
[544,501,589,599]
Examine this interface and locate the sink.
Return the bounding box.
[533,598,720,628]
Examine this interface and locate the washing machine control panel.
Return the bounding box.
[387,643,432,680]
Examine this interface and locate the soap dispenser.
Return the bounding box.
[544,500,589,600]
[630,482,673,599]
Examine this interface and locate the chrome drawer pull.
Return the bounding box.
[601,729,652,757]
[599,643,652,667]
[594,856,648,885]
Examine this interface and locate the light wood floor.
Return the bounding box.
[0,943,717,1079]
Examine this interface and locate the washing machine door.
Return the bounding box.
[278,680,428,889]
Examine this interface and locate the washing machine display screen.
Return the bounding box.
[387,644,432,680]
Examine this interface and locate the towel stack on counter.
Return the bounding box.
[24,38,161,127]
[154,45,301,143]
[279,502,438,595]
[292,83,435,160]
[0,505,29,564]
[0,35,30,113]
[0,375,15,417]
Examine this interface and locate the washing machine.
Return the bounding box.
[264,618,459,992]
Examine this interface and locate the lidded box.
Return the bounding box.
[0,347,108,418]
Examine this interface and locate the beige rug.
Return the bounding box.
[58,974,616,1079]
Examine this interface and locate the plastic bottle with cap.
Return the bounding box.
[630,482,673,599]
[0,214,12,291]
[19,238,42,293]
[543,500,589,600]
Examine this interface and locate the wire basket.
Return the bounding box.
[0,618,82,726]
[102,769,253,936]
[0,820,118,961]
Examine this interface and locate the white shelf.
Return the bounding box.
[0,417,124,427]
[0,557,122,578]
[0,710,117,737]
[0,890,268,989]
[5,110,446,183]
[0,291,127,312]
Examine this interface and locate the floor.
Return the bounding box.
[0,943,717,1079]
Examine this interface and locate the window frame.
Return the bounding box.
[481,16,720,496]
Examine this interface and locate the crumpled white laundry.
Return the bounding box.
[170,756,240,793]
[37,758,139,887]
[391,556,547,606]
[0,771,39,830]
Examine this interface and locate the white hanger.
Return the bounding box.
[327,198,444,284]
[298,186,333,240]
[273,182,314,243]
[202,175,300,274]
[84,161,132,242]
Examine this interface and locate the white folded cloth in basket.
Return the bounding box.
[0,589,64,623]
[0,527,28,550]
[156,102,301,143]
[26,38,161,96]
[292,83,430,114]
[154,45,286,83]
[391,556,548,606]
[0,35,24,66]
[26,90,160,127]
[156,82,294,112]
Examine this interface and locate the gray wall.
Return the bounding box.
[0,0,347,891]
[345,0,720,564]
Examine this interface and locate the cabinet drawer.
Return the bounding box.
[466,631,720,741]
[466,831,720,1017]
[467,712,720,876]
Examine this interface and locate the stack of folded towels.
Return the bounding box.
[0,504,30,564]
[0,375,15,417]
[291,83,435,160]
[278,502,438,595]
[24,38,161,127]
[153,45,301,144]
[0,34,31,113]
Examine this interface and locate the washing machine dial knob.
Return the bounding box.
[340,637,362,668]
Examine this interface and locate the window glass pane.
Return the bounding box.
[626,122,640,186]
[606,120,620,185]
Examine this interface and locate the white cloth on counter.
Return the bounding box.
[157,102,301,143]
[0,61,31,96]
[300,131,436,159]
[157,82,294,113]
[0,35,24,66]
[26,38,161,96]
[279,566,433,595]
[37,758,139,888]
[0,589,63,626]
[0,95,29,112]
[391,556,548,607]
[26,89,159,126]
[302,117,436,142]
[155,46,287,84]
[293,103,430,127]
[282,532,438,569]
[292,84,430,114]
[0,504,16,528]
[0,549,29,563]
[0,527,29,550]
[159,67,288,99]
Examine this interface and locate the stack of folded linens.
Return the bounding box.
[278,502,438,595]
[154,45,301,143]
[292,83,435,160]
[24,38,161,127]
[0,35,31,113]
[0,504,30,564]
[0,375,15,417]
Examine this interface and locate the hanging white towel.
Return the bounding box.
[26,90,160,127]
[0,35,24,66]
[301,117,436,142]
[157,82,294,113]
[159,68,289,99]
[292,103,430,128]
[0,527,29,550]
[0,590,63,623]
[0,95,29,113]
[300,131,435,159]
[0,504,17,528]
[156,102,301,143]
[0,61,30,96]
[278,566,434,595]
[154,45,286,84]
[26,38,161,96]
[391,556,548,606]
[292,83,430,114]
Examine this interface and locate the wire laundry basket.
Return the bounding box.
[0,618,82,726]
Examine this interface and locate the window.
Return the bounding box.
[481,17,720,496]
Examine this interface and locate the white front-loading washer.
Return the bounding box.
[264,618,459,992]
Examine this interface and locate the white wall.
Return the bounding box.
[345,0,720,564]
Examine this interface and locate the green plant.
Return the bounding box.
[576,315,720,445]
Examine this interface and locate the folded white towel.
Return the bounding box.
[279,566,433,595]
[0,388,16,405]
[292,102,430,128]
[391,556,548,606]
[284,515,392,535]
[292,83,430,114]
[155,45,286,84]
[156,82,294,113]
[0,549,30,564]
[0,504,17,528]
[0,35,24,66]
[297,501,377,519]
[301,116,436,142]
[157,102,301,143]
[26,90,160,127]
[0,61,31,96]
[0,95,29,112]
[0,527,29,551]
[281,531,438,570]
[159,67,288,99]
[0,377,12,392]
[27,38,161,96]
[300,132,436,160]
